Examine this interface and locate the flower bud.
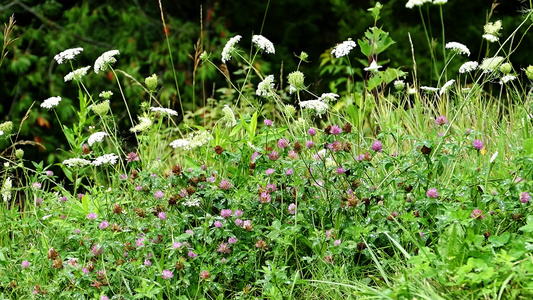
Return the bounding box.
[15,148,24,159]
[91,100,110,117]
[499,63,512,74]
[288,71,305,91]
[145,74,158,92]
[0,121,13,135]
[526,66,533,80]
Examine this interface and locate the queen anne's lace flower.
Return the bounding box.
[483,34,499,43]
[221,35,242,63]
[406,0,431,9]
[130,117,152,133]
[331,39,356,58]
[54,47,83,64]
[169,139,190,149]
[480,56,505,73]
[41,96,62,110]
[459,61,478,73]
[445,42,470,56]
[92,154,119,166]
[500,75,516,84]
[364,61,382,72]
[183,197,201,207]
[1,177,12,202]
[320,93,339,103]
[252,35,275,54]
[439,79,455,95]
[170,131,212,150]
[433,0,447,4]
[88,132,107,146]
[63,158,92,168]
[299,99,329,117]
[150,107,178,117]
[256,75,275,97]
[420,86,439,93]
[64,66,91,82]
[222,105,237,127]
[94,50,120,74]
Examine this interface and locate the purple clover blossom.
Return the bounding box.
[265,168,275,175]
[188,250,198,258]
[435,116,448,126]
[470,208,485,219]
[60,196,68,202]
[161,269,174,279]
[228,237,238,244]
[158,211,167,220]
[32,182,42,189]
[520,192,531,204]
[287,150,299,159]
[120,174,127,180]
[219,179,232,190]
[426,188,439,198]
[101,295,109,300]
[235,219,244,226]
[288,203,296,215]
[334,239,342,246]
[99,220,109,230]
[74,229,81,234]
[306,140,315,149]
[268,151,279,161]
[46,170,54,177]
[473,140,483,150]
[264,119,273,126]
[217,242,231,254]
[251,151,261,162]
[126,152,139,162]
[330,125,342,135]
[154,190,164,199]
[136,238,145,247]
[286,168,293,175]
[78,193,85,200]
[220,209,232,218]
[172,242,182,249]
[371,140,383,152]
[233,209,244,217]
[135,185,143,191]
[144,259,151,266]
[259,192,271,203]
[336,167,346,174]
[21,260,30,268]
[214,220,223,228]
[278,139,289,149]
[186,229,194,236]
[35,198,43,207]
[266,183,276,192]
[308,127,317,136]
[87,212,98,220]
[91,245,103,256]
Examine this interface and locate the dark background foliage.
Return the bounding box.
[0,0,531,165]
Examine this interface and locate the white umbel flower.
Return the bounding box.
[490,151,498,163]
[445,42,470,56]
[252,35,275,54]
[221,35,242,63]
[150,107,178,117]
[331,39,356,58]
[256,75,275,97]
[222,105,237,127]
[319,93,339,103]
[54,47,83,64]
[459,61,478,74]
[364,61,382,72]
[439,79,455,95]
[130,117,153,133]
[92,154,119,166]
[406,0,431,9]
[94,50,120,74]
[1,177,12,202]
[480,56,505,73]
[41,96,62,110]
[299,99,329,117]
[88,131,107,146]
[420,86,439,93]
[169,139,191,149]
[64,66,91,82]
[0,130,3,136]
[483,34,499,43]
[500,75,516,84]
[433,0,447,4]
[62,158,92,168]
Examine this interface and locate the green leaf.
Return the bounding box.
[250,111,258,141]
[367,75,383,90]
[437,222,465,266]
[524,138,533,156]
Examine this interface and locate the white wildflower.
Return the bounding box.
[252,35,275,54]
[439,79,455,95]
[319,93,339,103]
[490,151,498,163]
[420,86,439,93]
[92,153,119,166]
[87,131,107,146]
[406,0,431,9]
[0,130,3,136]
[394,80,405,91]
[433,0,447,4]
[500,75,516,84]
[94,50,120,74]
[331,39,356,58]
[299,99,329,117]
[41,96,62,110]
[170,131,212,150]
[169,139,191,149]
[483,34,499,43]
[407,87,417,95]
[62,158,92,168]
[99,91,113,99]
[150,107,179,117]
[480,56,505,73]
[256,75,275,97]
[183,197,201,207]
[64,66,91,82]
[221,35,242,63]
[130,117,153,133]
[445,42,470,56]
[222,105,237,127]
[364,60,382,72]
[484,20,502,35]
[459,61,478,74]
[54,47,83,64]
[1,177,12,202]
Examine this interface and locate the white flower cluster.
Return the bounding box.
[88,131,107,146]
[41,96,62,110]
[54,47,83,64]
[439,79,455,95]
[420,86,439,93]
[0,130,3,136]
[94,50,120,74]
[459,61,478,74]
[150,107,179,117]
[364,61,382,72]
[99,91,113,99]
[480,56,505,73]
[64,66,91,82]
[299,99,329,117]
[130,117,153,133]
[92,154,119,166]
[483,20,502,43]
[331,39,356,58]
[62,158,92,168]
[221,35,242,63]
[445,42,470,56]
[170,131,213,150]
[319,93,339,103]
[405,0,432,9]
[222,105,237,127]
[1,177,12,202]
[256,75,275,97]
[500,75,516,84]
[252,35,275,54]
[182,197,201,207]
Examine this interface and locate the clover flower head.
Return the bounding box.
[520,192,531,204]
[222,35,242,63]
[161,269,174,279]
[473,139,483,150]
[371,140,383,152]
[88,132,107,146]
[435,115,448,125]
[41,96,62,110]
[94,50,120,74]
[331,39,356,58]
[252,35,275,54]
[54,47,83,64]
[426,188,439,198]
